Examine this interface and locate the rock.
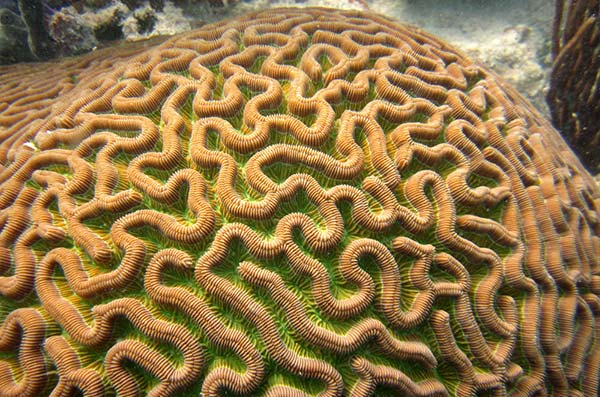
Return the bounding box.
[121,0,144,10]
[17,0,55,60]
[48,6,99,55]
[123,1,191,40]
[0,7,34,63]
[83,0,113,7]
[80,1,129,41]
[148,1,192,36]
[122,3,157,38]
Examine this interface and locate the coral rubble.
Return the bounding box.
[0,7,599,397]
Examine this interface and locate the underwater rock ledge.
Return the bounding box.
[0,7,599,397]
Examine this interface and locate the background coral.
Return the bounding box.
[547,0,600,174]
[0,7,599,397]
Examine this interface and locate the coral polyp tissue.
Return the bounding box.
[0,7,599,397]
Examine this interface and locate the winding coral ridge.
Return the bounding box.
[0,7,599,397]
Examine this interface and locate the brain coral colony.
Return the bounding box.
[0,7,598,397]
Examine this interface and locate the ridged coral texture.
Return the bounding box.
[0,7,598,397]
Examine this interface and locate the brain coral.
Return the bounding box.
[0,7,599,397]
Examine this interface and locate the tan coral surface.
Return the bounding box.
[0,7,599,397]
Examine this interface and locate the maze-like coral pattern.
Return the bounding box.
[0,7,599,397]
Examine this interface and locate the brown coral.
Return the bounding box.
[548,0,600,173]
[0,7,599,397]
